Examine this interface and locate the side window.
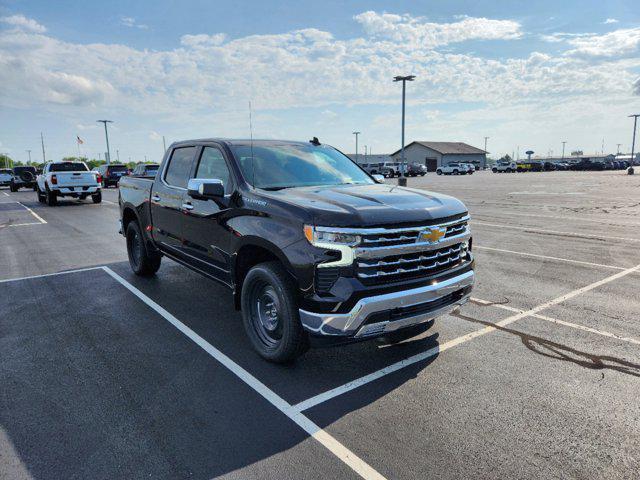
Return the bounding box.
[195,146,232,193]
[164,147,196,188]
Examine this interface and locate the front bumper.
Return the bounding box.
[299,269,474,338]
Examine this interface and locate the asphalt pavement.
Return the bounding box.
[1,171,639,479]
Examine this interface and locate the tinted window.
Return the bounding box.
[195,147,231,193]
[146,165,159,173]
[50,163,88,172]
[13,166,36,173]
[107,164,128,172]
[0,169,11,174]
[164,147,195,188]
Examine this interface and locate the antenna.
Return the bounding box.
[249,101,255,189]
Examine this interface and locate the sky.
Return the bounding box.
[1,0,639,163]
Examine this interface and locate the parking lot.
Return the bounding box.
[1,170,639,479]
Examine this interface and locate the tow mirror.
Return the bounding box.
[372,174,385,183]
[188,178,224,199]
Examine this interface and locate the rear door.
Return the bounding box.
[181,144,235,284]
[150,146,196,252]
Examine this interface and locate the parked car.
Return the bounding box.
[36,161,102,206]
[359,162,384,175]
[543,162,556,171]
[407,162,427,176]
[436,162,467,175]
[119,138,474,362]
[570,160,604,171]
[554,162,570,171]
[0,168,12,188]
[10,166,38,191]
[131,163,160,178]
[96,164,129,187]
[460,163,475,174]
[492,161,517,173]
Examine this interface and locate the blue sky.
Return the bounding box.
[1,0,639,163]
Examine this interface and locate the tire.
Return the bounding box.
[420,172,426,176]
[436,170,442,175]
[92,191,102,204]
[453,170,459,175]
[36,186,45,203]
[46,189,57,206]
[10,184,17,192]
[126,221,161,276]
[241,261,309,363]
[492,168,497,173]
[33,185,38,191]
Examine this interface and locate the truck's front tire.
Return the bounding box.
[92,191,102,203]
[241,261,309,363]
[126,222,161,276]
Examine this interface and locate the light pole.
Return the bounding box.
[561,141,567,160]
[26,149,32,164]
[394,75,415,186]
[162,136,167,152]
[40,132,46,163]
[484,137,489,168]
[352,131,360,163]
[629,114,639,175]
[616,143,622,155]
[97,120,113,165]
[117,149,120,162]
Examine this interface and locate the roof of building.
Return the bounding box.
[391,141,486,156]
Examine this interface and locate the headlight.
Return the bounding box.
[304,225,360,246]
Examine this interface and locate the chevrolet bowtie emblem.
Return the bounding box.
[419,226,446,244]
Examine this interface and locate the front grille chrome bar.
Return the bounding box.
[355,230,470,260]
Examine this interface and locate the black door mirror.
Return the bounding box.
[188,178,224,199]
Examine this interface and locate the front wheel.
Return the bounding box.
[126,221,161,276]
[92,191,102,204]
[10,184,17,192]
[241,261,309,363]
[436,170,442,175]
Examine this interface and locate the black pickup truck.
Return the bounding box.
[118,138,474,362]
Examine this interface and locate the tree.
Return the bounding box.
[0,153,15,168]
[499,154,513,162]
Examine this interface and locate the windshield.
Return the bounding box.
[231,143,374,190]
[0,169,11,174]
[50,163,88,172]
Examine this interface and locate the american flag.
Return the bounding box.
[76,135,84,145]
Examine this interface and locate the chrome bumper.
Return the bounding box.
[299,269,474,337]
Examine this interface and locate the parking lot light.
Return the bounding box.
[97,120,114,166]
[628,114,638,175]
[394,75,415,187]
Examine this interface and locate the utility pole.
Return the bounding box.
[26,149,32,164]
[364,145,368,162]
[629,114,639,175]
[561,141,567,160]
[117,149,120,162]
[394,75,415,186]
[352,131,360,163]
[162,136,167,152]
[40,132,46,163]
[97,120,113,165]
[616,143,622,155]
[484,137,489,169]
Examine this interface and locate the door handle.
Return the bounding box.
[151,195,161,202]
[181,203,194,211]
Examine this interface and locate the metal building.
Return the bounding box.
[390,141,487,171]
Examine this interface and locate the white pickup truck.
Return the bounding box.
[36,161,102,206]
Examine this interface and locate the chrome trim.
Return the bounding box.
[357,245,464,268]
[313,215,470,235]
[299,269,474,336]
[357,256,467,279]
[355,230,470,259]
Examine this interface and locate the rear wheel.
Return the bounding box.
[46,189,57,206]
[436,170,442,175]
[453,169,459,175]
[36,186,45,203]
[241,261,309,363]
[126,221,161,276]
[10,183,17,192]
[92,191,102,204]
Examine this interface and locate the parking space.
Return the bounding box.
[1,171,639,479]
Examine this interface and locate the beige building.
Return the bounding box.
[390,141,487,171]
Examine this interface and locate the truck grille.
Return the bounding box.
[356,243,468,284]
[359,219,468,248]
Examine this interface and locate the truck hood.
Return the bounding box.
[261,183,467,227]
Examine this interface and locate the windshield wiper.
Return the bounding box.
[261,185,297,191]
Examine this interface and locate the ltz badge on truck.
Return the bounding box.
[419,226,447,244]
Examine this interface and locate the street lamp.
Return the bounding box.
[561,141,567,160]
[97,120,113,165]
[352,131,361,163]
[629,114,639,175]
[394,75,415,186]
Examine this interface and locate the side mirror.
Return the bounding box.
[188,178,225,199]
[372,174,385,183]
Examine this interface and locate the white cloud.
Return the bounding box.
[149,131,162,141]
[180,33,226,47]
[354,11,522,46]
[120,16,148,30]
[565,27,640,57]
[604,18,618,24]
[540,32,595,43]
[0,14,46,33]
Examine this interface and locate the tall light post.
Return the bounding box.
[117,149,120,162]
[26,149,32,164]
[394,75,415,186]
[352,131,360,163]
[616,143,622,155]
[629,114,639,175]
[40,132,46,163]
[561,141,567,160]
[97,120,113,165]
[484,137,489,168]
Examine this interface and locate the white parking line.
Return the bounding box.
[0,266,103,284]
[292,262,640,412]
[5,222,43,227]
[471,297,640,346]
[472,221,640,243]
[16,201,47,224]
[2,191,9,197]
[102,267,386,480]
[471,210,640,228]
[475,246,626,271]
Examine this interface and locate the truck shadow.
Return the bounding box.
[0,260,440,480]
